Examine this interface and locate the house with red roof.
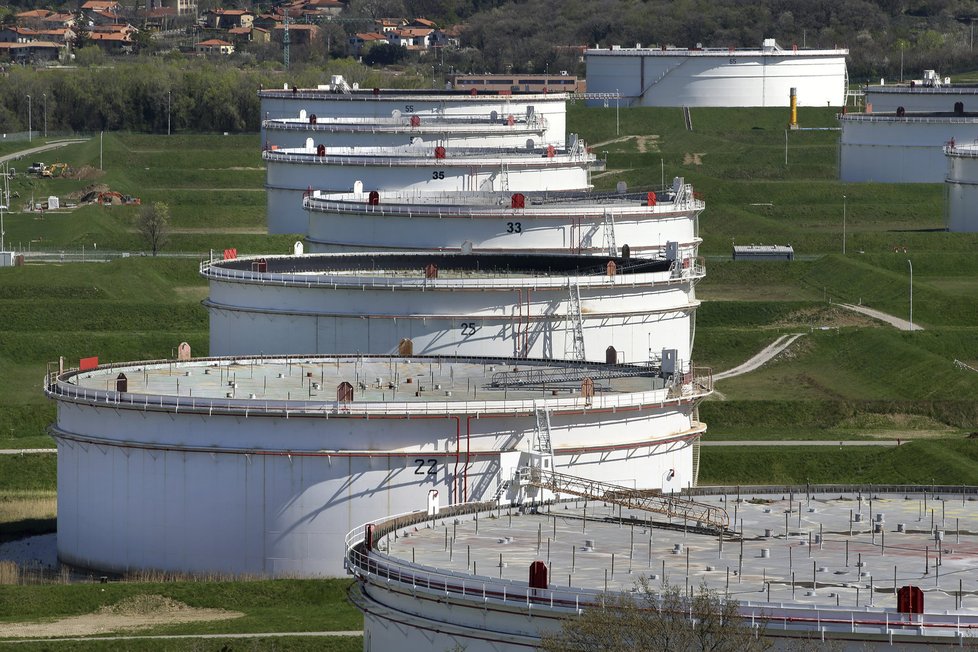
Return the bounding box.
[196,38,234,54]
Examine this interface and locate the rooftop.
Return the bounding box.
[368,488,978,618]
[51,355,668,407]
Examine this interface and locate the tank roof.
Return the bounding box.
[263,144,594,166]
[367,488,978,618]
[840,110,978,122]
[203,252,671,282]
[51,354,668,406]
[258,87,568,101]
[304,186,699,217]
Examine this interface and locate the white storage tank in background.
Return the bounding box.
[586,39,848,107]
[945,142,978,232]
[839,110,978,183]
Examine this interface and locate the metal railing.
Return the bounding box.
[346,503,978,640]
[45,355,713,418]
[263,113,548,131]
[303,184,704,219]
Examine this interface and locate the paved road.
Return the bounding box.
[0,448,56,454]
[837,303,921,331]
[714,333,805,381]
[0,139,90,166]
[1,631,362,644]
[701,440,903,447]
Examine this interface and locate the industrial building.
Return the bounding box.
[586,38,849,107]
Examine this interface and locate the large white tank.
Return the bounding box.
[47,354,711,576]
[264,143,598,234]
[864,73,978,113]
[303,179,703,256]
[944,143,978,232]
[264,112,550,150]
[586,39,848,107]
[259,84,568,148]
[839,111,978,183]
[203,252,702,365]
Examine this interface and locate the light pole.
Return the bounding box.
[42,93,47,138]
[26,94,31,142]
[167,90,171,136]
[842,194,847,255]
[907,259,913,332]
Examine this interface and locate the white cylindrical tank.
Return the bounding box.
[263,112,550,150]
[840,111,978,183]
[47,355,711,576]
[586,39,849,107]
[945,142,978,232]
[303,181,703,257]
[258,86,568,148]
[864,84,978,113]
[264,144,598,234]
[202,253,702,364]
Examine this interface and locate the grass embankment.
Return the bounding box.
[567,105,978,445]
[699,439,978,485]
[0,639,361,651]
[0,579,361,639]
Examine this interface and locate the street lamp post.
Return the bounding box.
[167,90,171,136]
[907,259,914,332]
[26,95,31,142]
[42,93,47,138]
[842,194,847,255]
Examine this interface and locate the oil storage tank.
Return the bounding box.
[202,252,702,365]
[945,142,978,232]
[586,39,848,107]
[303,179,702,256]
[264,142,598,234]
[47,354,711,576]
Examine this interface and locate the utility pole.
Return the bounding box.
[842,194,847,255]
[26,94,31,142]
[907,259,914,332]
[167,90,171,136]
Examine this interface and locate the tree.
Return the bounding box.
[540,578,770,652]
[138,202,170,256]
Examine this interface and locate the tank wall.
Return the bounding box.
[305,209,698,254]
[206,277,696,362]
[208,305,693,363]
[945,154,978,232]
[586,54,847,107]
[839,121,978,183]
[266,128,547,150]
[54,398,697,576]
[864,89,978,113]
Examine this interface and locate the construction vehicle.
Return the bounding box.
[27,162,46,176]
[97,191,141,206]
[46,163,73,178]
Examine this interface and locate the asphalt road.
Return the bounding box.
[0,138,90,166]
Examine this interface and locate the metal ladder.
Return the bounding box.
[601,210,617,256]
[499,162,509,191]
[534,406,553,456]
[565,282,586,361]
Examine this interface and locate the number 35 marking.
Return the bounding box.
[414,458,437,475]
[432,170,445,179]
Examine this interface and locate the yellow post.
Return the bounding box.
[789,87,798,129]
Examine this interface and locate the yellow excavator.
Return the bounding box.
[45,163,73,178]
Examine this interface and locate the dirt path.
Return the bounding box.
[714,333,805,382]
[589,134,660,152]
[836,303,921,331]
[0,595,242,639]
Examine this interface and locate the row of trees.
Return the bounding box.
[0,58,409,134]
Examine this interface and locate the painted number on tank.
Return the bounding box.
[460,322,480,336]
[729,58,737,64]
[432,170,445,179]
[405,105,415,112]
[506,221,522,234]
[414,458,438,475]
